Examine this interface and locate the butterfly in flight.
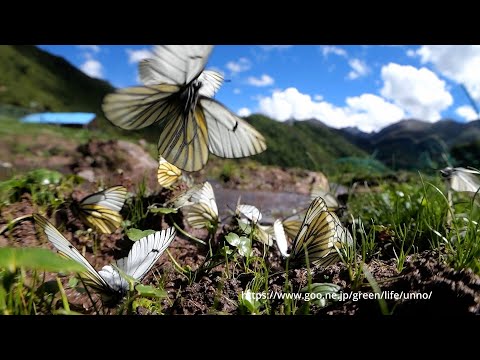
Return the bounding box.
[102,45,267,172]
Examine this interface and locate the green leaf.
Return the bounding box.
[225,233,241,247]
[68,277,79,288]
[135,285,168,298]
[0,247,85,273]
[126,228,156,241]
[237,236,253,258]
[149,207,178,214]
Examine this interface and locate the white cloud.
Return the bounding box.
[233,88,241,95]
[259,45,293,51]
[226,57,251,74]
[314,94,323,101]
[257,87,404,132]
[456,105,478,122]
[380,63,453,121]
[80,59,103,79]
[321,46,347,58]
[77,45,100,53]
[247,74,274,87]
[414,45,480,102]
[126,48,152,64]
[238,107,252,117]
[347,58,370,80]
[406,49,416,57]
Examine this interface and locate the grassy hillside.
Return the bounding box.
[246,115,367,172]
[0,45,113,112]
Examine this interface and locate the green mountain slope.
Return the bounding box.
[246,115,367,171]
[0,45,113,112]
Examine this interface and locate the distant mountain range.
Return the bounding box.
[1,45,478,172]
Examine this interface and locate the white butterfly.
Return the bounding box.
[273,219,290,258]
[235,204,273,246]
[33,214,175,304]
[310,186,340,211]
[236,204,262,224]
[185,181,219,229]
[102,45,267,172]
[440,167,480,193]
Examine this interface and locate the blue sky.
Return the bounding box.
[38,45,480,132]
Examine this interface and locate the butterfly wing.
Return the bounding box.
[290,197,341,267]
[198,70,224,98]
[157,156,182,188]
[139,45,213,86]
[99,227,176,292]
[186,182,219,229]
[102,84,181,130]
[310,187,339,211]
[273,219,290,257]
[450,168,480,193]
[33,214,111,293]
[78,186,127,234]
[237,204,262,224]
[199,97,267,159]
[156,103,209,171]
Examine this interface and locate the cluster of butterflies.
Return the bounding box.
[102,45,267,173]
[34,185,176,305]
[33,178,354,305]
[31,45,356,306]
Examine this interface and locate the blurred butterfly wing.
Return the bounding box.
[190,182,218,216]
[139,45,213,86]
[254,224,273,246]
[102,84,180,130]
[33,214,110,293]
[237,204,262,223]
[186,182,219,229]
[157,104,209,172]
[451,170,480,193]
[78,186,127,234]
[310,188,339,211]
[273,219,290,257]
[198,70,224,98]
[80,186,127,212]
[157,156,182,188]
[120,227,176,281]
[167,184,203,209]
[199,98,267,159]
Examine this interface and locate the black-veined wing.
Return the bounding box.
[200,97,267,159]
[33,214,111,294]
[77,185,127,234]
[290,196,353,268]
[139,45,213,86]
[186,181,219,229]
[99,227,176,292]
[157,156,182,189]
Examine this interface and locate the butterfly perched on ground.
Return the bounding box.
[102,45,267,172]
[72,185,127,234]
[235,203,273,246]
[157,156,193,189]
[185,181,219,230]
[33,214,175,304]
[288,196,353,268]
[440,167,480,193]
